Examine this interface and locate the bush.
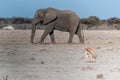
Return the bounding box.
[87,16,101,27]
[81,16,101,28]
[12,17,32,24]
[113,24,120,30]
[107,17,120,25]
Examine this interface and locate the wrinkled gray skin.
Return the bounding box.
[31,7,84,44]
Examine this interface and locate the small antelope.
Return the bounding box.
[83,48,96,62]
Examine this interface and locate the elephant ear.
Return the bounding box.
[43,11,57,24]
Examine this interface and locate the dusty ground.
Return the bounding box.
[0,30,120,80]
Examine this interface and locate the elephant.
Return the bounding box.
[31,7,84,44]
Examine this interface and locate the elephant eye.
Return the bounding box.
[39,15,42,17]
[39,14,44,18]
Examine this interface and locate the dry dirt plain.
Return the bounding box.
[0,30,120,80]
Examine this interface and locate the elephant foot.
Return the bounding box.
[67,41,72,44]
[38,41,44,44]
[31,41,34,44]
[31,41,37,44]
[51,41,56,44]
[80,40,85,44]
[80,42,84,44]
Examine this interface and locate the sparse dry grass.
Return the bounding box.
[0,30,120,80]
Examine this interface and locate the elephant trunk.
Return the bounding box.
[31,23,36,43]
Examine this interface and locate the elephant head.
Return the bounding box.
[31,8,57,43]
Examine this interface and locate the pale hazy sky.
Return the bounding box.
[0,0,120,19]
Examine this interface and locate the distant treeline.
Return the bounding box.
[0,17,32,24]
[81,16,120,29]
[0,17,32,29]
[0,16,120,30]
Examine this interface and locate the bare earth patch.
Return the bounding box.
[0,30,120,80]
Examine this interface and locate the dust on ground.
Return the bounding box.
[0,30,120,80]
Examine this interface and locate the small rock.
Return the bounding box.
[96,74,104,79]
[96,47,101,49]
[29,57,36,60]
[108,41,112,44]
[41,61,44,64]
[81,66,93,71]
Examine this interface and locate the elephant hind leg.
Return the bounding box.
[78,34,84,43]
[49,31,56,44]
[68,32,75,43]
[67,27,77,43]
[77,31,84,44]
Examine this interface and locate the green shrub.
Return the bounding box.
[107,17,120,25]
[81,16,101,28]
[113,24,120,30]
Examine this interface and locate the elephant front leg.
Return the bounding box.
[39,27,54,44]
[39,30,49,44]
[49,31,56,44]
[31,24,37,43]
[40,22,55,44]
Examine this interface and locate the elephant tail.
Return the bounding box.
[76,22,85,43]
